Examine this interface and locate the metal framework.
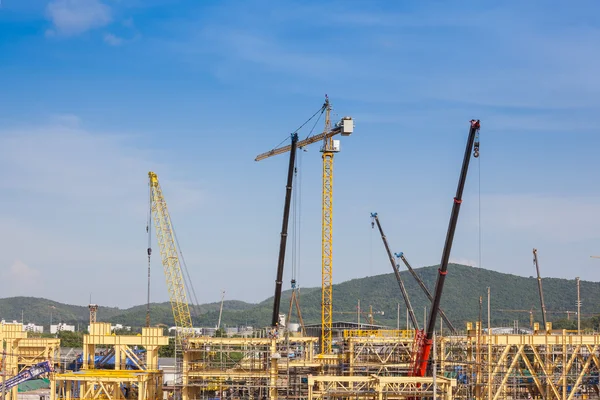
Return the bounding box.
[52,370,163,400]
[308,375,456,400]
[182,335,320,400]
[0,323,59,400]
[148,171,194,337]
[321,101,334,354]
[50,322,168,400]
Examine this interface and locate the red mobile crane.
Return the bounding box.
[410,120,481,377]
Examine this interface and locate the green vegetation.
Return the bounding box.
[2,264,599,331]
[57,331,84,347]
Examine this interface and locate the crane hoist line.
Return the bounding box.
[148,171,194,340]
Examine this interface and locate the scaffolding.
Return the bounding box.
[50,322,168,400]
[0,323,60,400]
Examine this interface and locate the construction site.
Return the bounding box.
[2,98,598,400]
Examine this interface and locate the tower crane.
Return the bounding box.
[410,120,481,377]
[255,96,354,355]
[148,172,194,345]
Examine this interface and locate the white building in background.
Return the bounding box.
[111,324,131,332]
[51,323,75,334]
[23,323,43,333]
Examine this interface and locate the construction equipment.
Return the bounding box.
[370,213,419,330]
[394,252,457,334]
[271,133,299,331]
[217,290,225,331]
[148,172,194,338]
[255,97,354,354]
[0,361,52,392]
[410,120,481,377]
[533,248,548,328]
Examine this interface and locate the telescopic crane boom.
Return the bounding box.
[394,252,457,334]
[370,213,419,330]
[410,119,480,377]
[271,133,299,329]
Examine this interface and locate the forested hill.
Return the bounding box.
[1,264,597,330]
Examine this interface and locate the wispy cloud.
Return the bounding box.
[104,33,123,46]
[0,117,204,306]
[46,0,112,37]
[482,194,600,244]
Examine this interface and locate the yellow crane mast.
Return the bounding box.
[148,171,194,338]
[321,101,335,354]
[255,97,353,355]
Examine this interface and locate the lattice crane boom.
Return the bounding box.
[255,97,353,355]
[148,171,194,337]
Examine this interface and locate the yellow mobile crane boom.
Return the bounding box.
[255,96,353,355]
[148,171,194,337]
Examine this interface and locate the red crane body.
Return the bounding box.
[410,120,481,377]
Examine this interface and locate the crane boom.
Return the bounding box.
[271,133,299,328]
[254,97,353,355]
[395,252,457,334]
[370,213,419,330]
[148,172,194,337]
[0,361,52,392]
[533,248,548,329]
[255,128,343,161]
[411,120,480,377]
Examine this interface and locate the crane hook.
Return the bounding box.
[473,129,480,158]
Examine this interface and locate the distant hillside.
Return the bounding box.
[2,264,598,330]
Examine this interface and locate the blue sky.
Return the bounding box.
[1,0,600,310]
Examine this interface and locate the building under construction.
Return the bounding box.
[2,107,599,400]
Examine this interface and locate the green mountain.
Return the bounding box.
[2,264,598,331]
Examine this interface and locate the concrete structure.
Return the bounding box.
[50,323,75,334]
[22,323,44,333]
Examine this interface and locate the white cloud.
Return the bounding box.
[449,258,479,268]
[482,194,600,244]
[104,33,123,46]
[46,0,112,37]
[0,260,42,296]
[0,117,204,306]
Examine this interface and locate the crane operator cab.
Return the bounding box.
[337,116,354,136]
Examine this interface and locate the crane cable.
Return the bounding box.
[171,225,202,321]
[266,103,326,154]
[289,102,323,290]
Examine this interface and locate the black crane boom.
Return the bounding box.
[271,133,299,328]
[395,252,457,334]
[371,213,419,330]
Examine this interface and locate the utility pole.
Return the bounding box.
[576,277,581,334]
[397,303,400,330]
